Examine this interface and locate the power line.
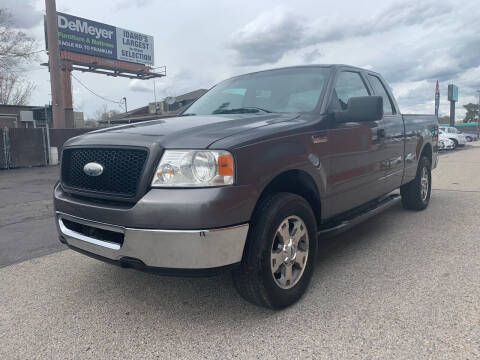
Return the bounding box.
[71,73,124,105]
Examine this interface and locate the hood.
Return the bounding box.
[65,113,299,149]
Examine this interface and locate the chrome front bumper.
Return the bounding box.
[56,212,249,269]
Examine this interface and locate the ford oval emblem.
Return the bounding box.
[83,162,104,177]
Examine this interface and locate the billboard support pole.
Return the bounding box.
[448,84,458,127]
[449,101,455,127]
[62,61,74,128]
[45,0,66,128]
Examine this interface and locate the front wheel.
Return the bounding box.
[232,193,317,309]
[400,156,431,210]
[450,139,458,149]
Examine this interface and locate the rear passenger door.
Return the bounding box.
[366,74,405,192]
[326,70,387,217]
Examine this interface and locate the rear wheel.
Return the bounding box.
[466,136,472,142]
[232,193,317,309]
[450,138,458,149]
[400,156,431,210]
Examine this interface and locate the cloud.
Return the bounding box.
[128,70,201,98]
[116,0,153,9]
[1,0,43,29]
[229,7,306,66]
[229,0,479,119]
[128,79,152,93]
[230,0,453,66]
[302,48,322,64]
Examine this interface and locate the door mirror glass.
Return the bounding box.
[334,96,383,123]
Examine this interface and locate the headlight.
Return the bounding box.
[151,150,234,187]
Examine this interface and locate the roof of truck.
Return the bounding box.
[233,64,380,78]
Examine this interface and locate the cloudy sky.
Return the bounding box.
[3,0,480,119]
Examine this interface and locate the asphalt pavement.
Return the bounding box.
[0,166,65,268]
[0,144,479,359]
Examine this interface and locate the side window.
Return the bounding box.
[333,71,369,110]
[368,75,395,115]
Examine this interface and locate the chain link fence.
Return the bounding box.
[1,127,95,170]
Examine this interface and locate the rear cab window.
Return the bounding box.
[367,75,396,115]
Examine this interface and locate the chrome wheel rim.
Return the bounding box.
[270,215,309,289]
[420,167,429,202]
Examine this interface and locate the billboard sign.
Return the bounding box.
[448,84,458,102]
[55,12,154,66]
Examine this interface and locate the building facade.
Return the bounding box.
[0,105,84,129]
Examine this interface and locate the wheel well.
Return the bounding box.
[254,170,321,224]
[420,143,432,165]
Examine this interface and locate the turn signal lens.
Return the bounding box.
[218,154,234,177]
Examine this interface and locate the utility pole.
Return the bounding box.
[123,97,128,113]
[45,0,66,128]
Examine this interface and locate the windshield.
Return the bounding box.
[184,67,330,115]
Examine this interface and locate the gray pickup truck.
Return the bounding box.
[54,64,438,309]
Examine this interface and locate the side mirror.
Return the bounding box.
[334,96,383,123]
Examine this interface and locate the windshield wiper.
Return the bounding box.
[179,113,196,116]
[212,106,273,114]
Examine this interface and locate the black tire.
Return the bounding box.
[466,136,472,142]
[450,138,458,149]
[232,193,317,310]
[400,156,431,210]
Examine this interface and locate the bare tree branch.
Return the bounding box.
[0,9,38,72]
[0,73,36,105]
[95,104,121,122]
[0,8,39,105]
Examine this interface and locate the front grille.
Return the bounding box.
[61,148,148,198]
[62,218,124,245]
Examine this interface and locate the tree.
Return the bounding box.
[0,8,38,105]
[462,103,478,123]
[0,73,36,105]
[95,104,121,124]
[84,119,99,128]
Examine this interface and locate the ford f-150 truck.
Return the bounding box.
[54,65,438,309]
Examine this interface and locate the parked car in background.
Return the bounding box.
[438,139,446,151]
[438,133,455,150]
[462,132,478,142]
[439,127,466,148]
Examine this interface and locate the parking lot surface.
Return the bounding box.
[1,144,479,359]
[0,166,65,268]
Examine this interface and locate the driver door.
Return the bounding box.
[325,70,387,217]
